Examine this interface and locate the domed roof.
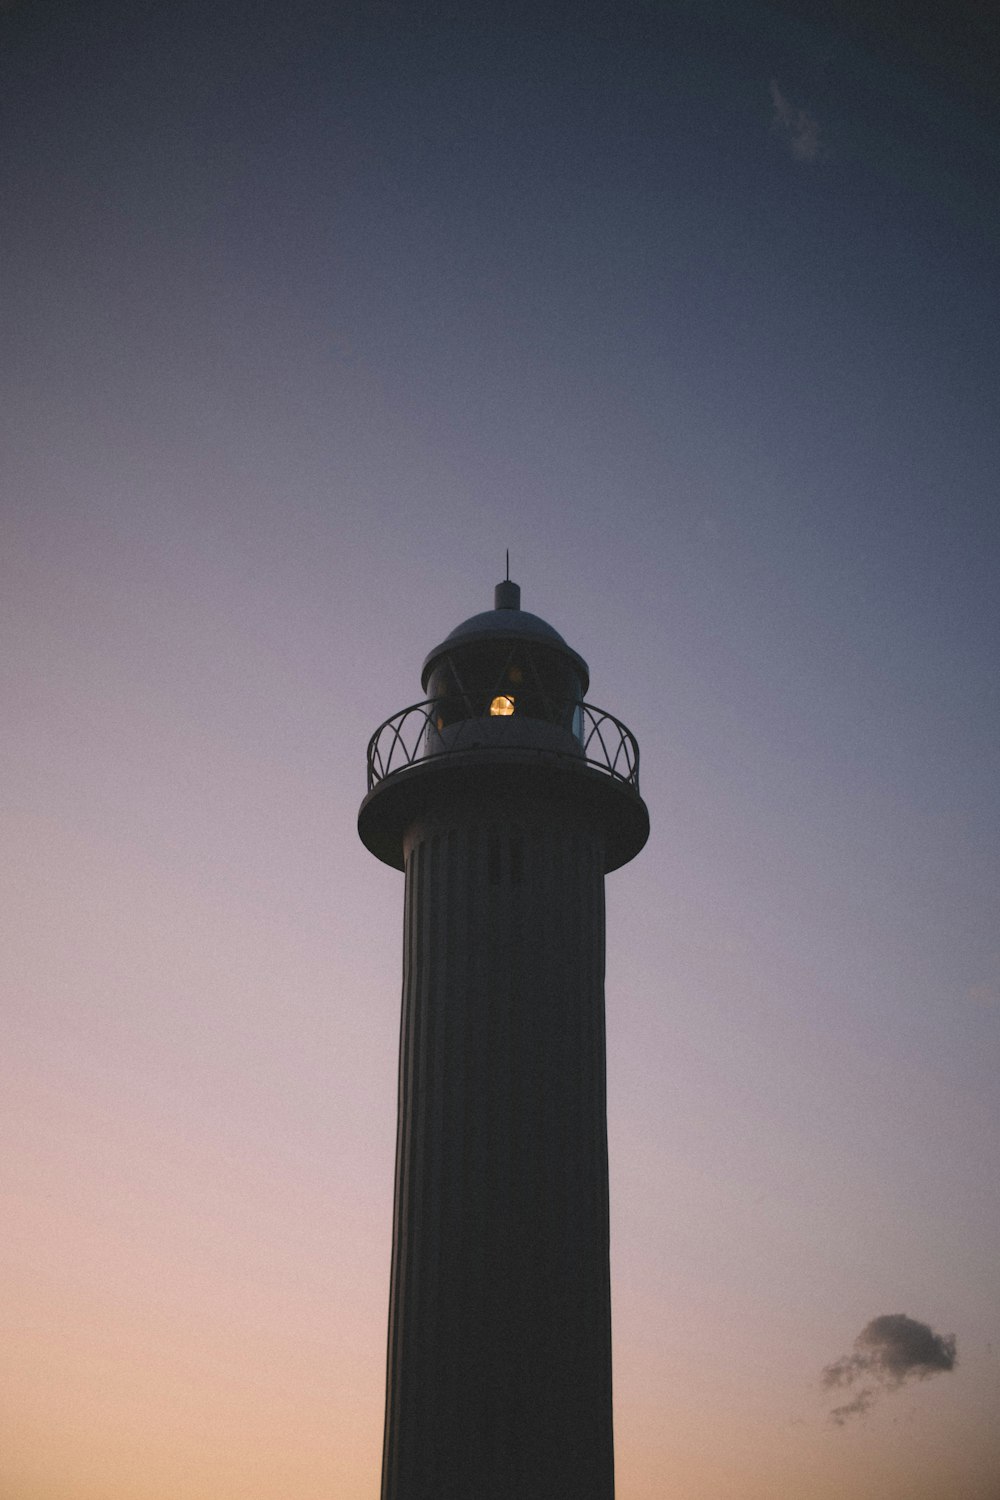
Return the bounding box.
[420,582,590,692]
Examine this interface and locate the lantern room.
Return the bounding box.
[421,579,590,735]
[359,575,648,873]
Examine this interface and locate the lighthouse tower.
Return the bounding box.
[358,577,649,1500]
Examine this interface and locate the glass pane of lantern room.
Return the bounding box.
[428,642,582,729]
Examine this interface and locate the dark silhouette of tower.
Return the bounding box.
[358,578,649,1500]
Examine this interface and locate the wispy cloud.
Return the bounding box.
[822,1314,957,1425]
[769,80,822,163]
[968,979,1000,1010]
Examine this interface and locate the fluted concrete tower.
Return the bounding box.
[358,578,648,1500]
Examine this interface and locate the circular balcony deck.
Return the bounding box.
[358,697,649,873]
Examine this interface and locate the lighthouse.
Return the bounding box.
[358,577,649,1500]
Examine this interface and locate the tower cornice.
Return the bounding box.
[358,747,649,873]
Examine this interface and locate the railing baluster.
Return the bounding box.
[366,697,640,794]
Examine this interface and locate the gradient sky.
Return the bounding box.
[3,3,999,1496]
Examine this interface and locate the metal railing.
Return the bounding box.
[366,697,640,793]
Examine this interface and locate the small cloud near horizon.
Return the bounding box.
[770,80,822,162]
[822,1313,956,1426]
